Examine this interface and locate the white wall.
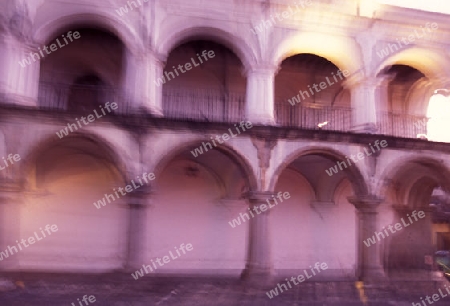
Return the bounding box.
[146,159,247,274]
[7,153,127,272]
[272,169,356,278]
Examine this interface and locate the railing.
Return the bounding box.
[38,83,246,120]
[38,82,130,113]
[378,112,428,139]
[162,88,245,123]
[36,82,431,140]
[275,102,353,132]
[38,82,69,110]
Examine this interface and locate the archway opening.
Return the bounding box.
[67,74,106,112]
[162,40,246,123]
[271,153,360,279]
[381,160,450,276]
[430,187,450,254]
[150,144,252,274]
[378,64,429,138]
[38,28,125,112]
[274,53,351,131]
[16,137,127,271]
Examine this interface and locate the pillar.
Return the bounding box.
[0,180,23,270]
[123,50,164,116]
[348,195,385,281]
[245,65,276,125]
[0,35,39,107]
[241,191,275,284]
[376,74,399,136]
[345,76,381,134]
[124,185,153,270]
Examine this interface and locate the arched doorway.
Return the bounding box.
[380,158,450,276]
[38,28,124,111]
[162,40,246,123]
[274,53,351,131]
[15,136,127,271]
[149,142,256,275]
[270,149,368,279]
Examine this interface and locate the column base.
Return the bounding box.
[360,266,386,282]
[351,123,378,134]
[4,93,37,108]
[240,264,275,287]
[122,262,142,274]
[245,114,275,126]
[146,105,164,117]
[137,104,163,117]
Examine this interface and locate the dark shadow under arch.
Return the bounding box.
[22,133,129,188]
[153,140,258,195]
[270,147,369,197]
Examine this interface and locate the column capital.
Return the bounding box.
[348,195,383,212]
[244,191,275,203]
[343,73,386,90]
[0,180,23,204]
[125,48,166,69]
[0,32,31,48]
[244,63,279,77]
[250,137,277,169]
[147,49,167,66]
[127,185,154,207]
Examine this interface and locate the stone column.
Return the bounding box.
[348,195,385,281]
[124,185,153,270]
[0,36,39,107]
[245,65,277,125]
[375,74,398,136]
[0,180,23,269]
[377,74,395,114]
[345,76,381,134]
[123,50,164,116]
[241,191,275,283]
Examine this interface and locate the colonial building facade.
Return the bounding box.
[0,0,450,284]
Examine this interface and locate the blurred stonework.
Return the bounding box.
[0,0,450,304]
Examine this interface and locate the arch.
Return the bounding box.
[152,140,258,193]
[275,167,317,201]
[20,132,129,186]
[316,174,347,203]
[408,177,436,209]
[404,78,435,115]
[15,132,130,272]
[156,21,256,70]
[271,32,363,73]
[333,178,353,203]
[271,156,357,275]
[374,46,450,80]
[270,147,369,196]
[377,155,449,273]
[33,11,143,53]
[376,155,450,201]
